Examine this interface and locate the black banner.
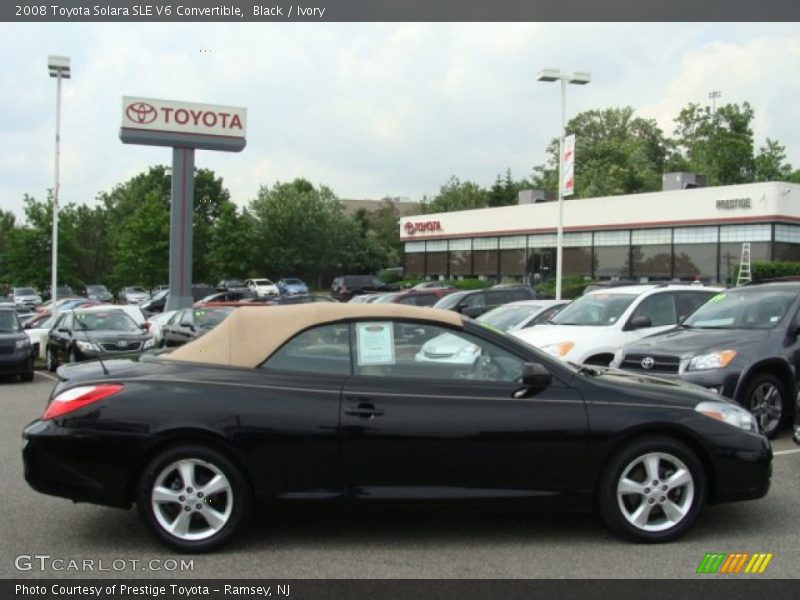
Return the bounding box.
[3,0,800,22]
[4,580,800,600]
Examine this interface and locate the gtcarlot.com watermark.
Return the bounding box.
[14,554,194,573]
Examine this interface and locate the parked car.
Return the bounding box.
[348,293,384,304]
[478,300,570,333]
[268,294,336,305]
[276,278,310,296]
[42,285,76,302]
[216,279,249,293]
[10,286,42,308]
[195,290,257,305]
[0,308,34,381]
[84,284,114,302]
[118,286,150,305]
[144,310,179,347]
[330,275,399,302]
[161,306,235,347]
[0,295,15,309]
[433,284,536,318]
[141,288,170,314]
[23,311,58,360]
[611,282,800,438]
[514,284,721,367]
[411,281,457,291]
[23,303,771,552]
[45,308,153,371]
[374,288,455,307]
[245,278,280,299]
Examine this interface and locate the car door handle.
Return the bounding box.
[343,401,384,418]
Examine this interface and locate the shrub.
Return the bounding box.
[733,261,800,283]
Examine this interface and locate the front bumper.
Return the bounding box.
[0,350,32,374]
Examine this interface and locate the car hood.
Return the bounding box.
[74,331,148,342]
[624,327,770,357]
[514,323,617,348]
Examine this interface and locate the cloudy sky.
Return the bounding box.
[1,22,799,220]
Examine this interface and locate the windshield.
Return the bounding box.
[375,292,402,303]
[254,279,273,286]
[151,289,169,301]
[283,279,303,285]
[434,291,468,310]
[550,293,637,326]
[75,311,140,332]
[478,305,540,331]
[225,280,245,287]
[127,287,146,293]
[15,288,37,295]
[682,290,795,330]
[0,311,21,332]
[87,285,108,293]
[195,307,234,328]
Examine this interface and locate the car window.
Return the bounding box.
[684,290,796,330]
[462,293,486,308]
[261,323,351,375]
[179,310,193,326]
[353,321,524,383]
[0,311,21,332]
[410,294,438,307]
[528,305,565,327]
[551,293,637,326]
[630,293,677,327]
[675,291,716,321]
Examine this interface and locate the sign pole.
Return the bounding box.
[166,147,196,311]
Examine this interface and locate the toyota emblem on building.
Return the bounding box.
[404,222,416,235]
[641,356,655,370]
[126,102,158,124]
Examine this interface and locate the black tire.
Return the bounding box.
[46,347,58,372]
[20,357,34,382]
[741,373,786,439]
[136,444,250,553]
[598,435,706,543]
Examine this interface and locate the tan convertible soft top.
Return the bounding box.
[163,303,463,368]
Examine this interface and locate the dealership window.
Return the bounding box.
[425,241,448,278]
[774,243,800,262]
[674,226,718,244]
[562,232,593,278]
[775,224,800,243]
[719,242,770,284]
[405,253,425,277]
[719,224,771,242]
[472,237,499,277]
[529,234,558,248]
[593,230,630,280]
[449,239,472,276]
[673,244,717,282]
[499,236,527,278]
[630,230,672,281]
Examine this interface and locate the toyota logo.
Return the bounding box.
[118,340,128,348]
[404,222,415,235]
[641,356,655,370]
[126,102,157,124]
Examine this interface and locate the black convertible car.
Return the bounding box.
[23,304,771,552]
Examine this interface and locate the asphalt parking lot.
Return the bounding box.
[1,373,799,579]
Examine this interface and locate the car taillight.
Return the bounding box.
[144,321,151,332]
[42,384,124,420]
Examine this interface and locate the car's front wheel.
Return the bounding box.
[136,445,250,553]
[743,373,786,439]
[599,436,706,543]
[20,357,34,382]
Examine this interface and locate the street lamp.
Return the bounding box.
[537,68,590,300]
[709,90,721,113]
[48,55,70,308]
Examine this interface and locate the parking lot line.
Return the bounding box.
[773,448,800,456]
[35,371,58,382]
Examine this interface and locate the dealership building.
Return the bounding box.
[398,180,800,285]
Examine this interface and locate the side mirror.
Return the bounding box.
[24,322,32,330]
[628,315,652,330]
[521,362,552,388]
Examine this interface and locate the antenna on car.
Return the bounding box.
[72,309,110,376]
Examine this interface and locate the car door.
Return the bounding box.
[340,319,587,500]
[622,292,681,345]
[49,312,73,362]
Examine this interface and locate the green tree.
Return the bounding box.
[422,176,488,213]
[488,169,531,207]
[532,107,674,197]
[111,192,170,290]
[753,138,794,182]
[673,102,755,185]
[207,202,255,280]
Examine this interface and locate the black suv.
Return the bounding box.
[330,275,399,302]
[614,282,800,438]
[0,308,34,382]
[433,284,536,318]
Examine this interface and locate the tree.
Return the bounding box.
[207,202,255,280]
[488,169,531,207]
[673,102,755,185]
[754,139,793,182]
[248,179,365,288]
[532,107,674,198]
[111,191,170,290]
[421,176,488,213]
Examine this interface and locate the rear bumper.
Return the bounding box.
[0,352,31,374]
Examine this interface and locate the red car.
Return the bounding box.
[373,288,455,307]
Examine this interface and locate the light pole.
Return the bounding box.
[709,90,721,114]
[48,55,70,308]
[537,68,590,300]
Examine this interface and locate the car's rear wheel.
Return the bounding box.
[46,347,58,372]
[136,445,250,553]
[599,436,706,543]
[20,357,34,382]
[743,373,786,439]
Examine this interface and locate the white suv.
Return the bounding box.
[512,284,722,366]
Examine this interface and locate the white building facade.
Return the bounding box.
[399,182,800,285]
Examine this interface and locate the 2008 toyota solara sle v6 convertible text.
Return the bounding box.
[22,304,771,552]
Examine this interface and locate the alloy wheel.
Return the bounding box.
[151,458,234,542]
[749,381,782,436]
[616,451,695,533]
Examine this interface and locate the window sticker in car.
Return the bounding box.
[356,322,395,365]
[708,293,726,303]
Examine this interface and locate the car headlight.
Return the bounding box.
[688,350,737,371]
[695,400,758,432]
[610,347,624,368]
[15,339,30,350]
[75,340,101,352]
[540,341,575,358]
[143,338,155,349]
